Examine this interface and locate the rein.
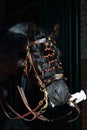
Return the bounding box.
[0,96,81,123]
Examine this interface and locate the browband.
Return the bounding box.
[29,38,46,47]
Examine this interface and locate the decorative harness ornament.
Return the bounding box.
[0,35,80,123]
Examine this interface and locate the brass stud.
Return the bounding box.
[48,37,51,41]
[45,42,49,46]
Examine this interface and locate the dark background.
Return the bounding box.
[0,0,80,130]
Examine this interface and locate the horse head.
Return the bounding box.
[25,22,69,107]
[0,22,79,122]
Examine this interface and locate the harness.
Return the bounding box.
[0,37,80,123]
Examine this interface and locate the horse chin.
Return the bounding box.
[46,80,69,107]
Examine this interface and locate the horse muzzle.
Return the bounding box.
[46,79,69,107]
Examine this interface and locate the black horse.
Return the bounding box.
[0,22,79,130]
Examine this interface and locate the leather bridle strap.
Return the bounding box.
[67,101,81,123]
[0,88,49,122]
[0,100,36,121]
[0,91,80,123]
[29,38,46,47]
[27,41,49,110]
[17,86,49,121]
[44,74,64,86]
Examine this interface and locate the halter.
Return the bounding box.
[0,37,81,123]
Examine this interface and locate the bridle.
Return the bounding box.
[0,37,81,123]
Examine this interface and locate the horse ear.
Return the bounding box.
[28,22,37,39]
[53,23,60,37]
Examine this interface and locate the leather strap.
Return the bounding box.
[44,73,64,86]
[29,38,46,47]
[17,86,49,121]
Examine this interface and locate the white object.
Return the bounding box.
[69,90,86,104]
